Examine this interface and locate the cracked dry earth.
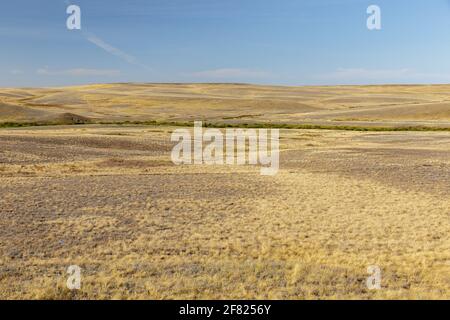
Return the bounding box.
[0,125,449,299]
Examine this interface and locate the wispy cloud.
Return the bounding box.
[83,32,151,71]
[317,68,411,81]
[37,67,120,77]
[85,34,136,65]
[62,0,150,72]
[10,69,24,75]
[190,68,270,79]
[316,68,450,84]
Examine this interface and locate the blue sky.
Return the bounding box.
[2,0,450,87]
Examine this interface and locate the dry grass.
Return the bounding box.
[1,83,450,129]
[0,125,449,299]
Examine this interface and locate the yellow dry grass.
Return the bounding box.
[1,83,450,128]
[0,125,448,299]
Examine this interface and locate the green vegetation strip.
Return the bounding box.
[1,120,450,132]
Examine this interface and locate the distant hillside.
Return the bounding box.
[1,83,449,128]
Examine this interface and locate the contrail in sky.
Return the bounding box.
[83,32,152,71]
[64,0,151,71]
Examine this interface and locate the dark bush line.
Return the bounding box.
[1,120,450,132]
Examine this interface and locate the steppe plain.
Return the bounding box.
[0,84,449,299]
